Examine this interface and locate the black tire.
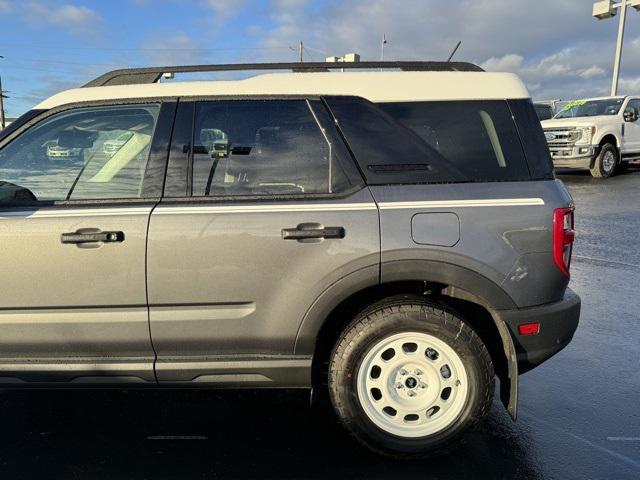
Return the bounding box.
[590,143,618,178]
[328,295,494,458]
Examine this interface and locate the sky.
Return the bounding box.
[1,0,640,117]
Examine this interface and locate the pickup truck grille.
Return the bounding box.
[543,127,574,147]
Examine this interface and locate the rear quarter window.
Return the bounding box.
[326,97,548,185]
[378,100,531,182]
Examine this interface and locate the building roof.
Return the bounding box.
[35,71,530,109]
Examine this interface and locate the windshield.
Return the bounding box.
[555,98,624,119]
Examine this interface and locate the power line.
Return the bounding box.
[0,65,97,75]
[0,43,295,52]
[9,58,127,68]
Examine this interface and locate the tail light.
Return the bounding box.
[553,207,575,278]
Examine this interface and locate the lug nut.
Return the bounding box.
[399,369,408,376]
[419,383,427,389]
[415,369,423,376]
[395,383,404,389]
[407,390,416,397]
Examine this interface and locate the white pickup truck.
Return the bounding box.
[541,96,640,178]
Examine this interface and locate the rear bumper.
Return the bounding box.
[498,288,581,373]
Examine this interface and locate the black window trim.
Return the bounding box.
[0,97,178,209]
[161,95,366,205]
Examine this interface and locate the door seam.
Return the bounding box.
[145,201,161,383]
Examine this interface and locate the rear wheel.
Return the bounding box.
[590,143,618,178]
[328,296,494,457]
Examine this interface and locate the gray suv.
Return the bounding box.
[0,62,580,457]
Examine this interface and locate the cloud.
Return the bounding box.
[139,33,206,66]
[580,65,606,79]
[0,0,11,14]
[7,0,640,114]
[619,76,640,92]
[22,2,102,37]
[202,0,248,22]
[256,0,640,100]
[481,54,524,72]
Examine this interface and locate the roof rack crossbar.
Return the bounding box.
[82,61,485,88]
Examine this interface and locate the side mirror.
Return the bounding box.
[57,128,96,148]
[0,181,37,203]
[623,108,639,122]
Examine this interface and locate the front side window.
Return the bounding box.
[628,99,640,117]
[0,104,160,204]
[190,100,351,197]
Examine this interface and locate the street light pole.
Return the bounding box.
[593,0,640,96]
[611,0,628,96]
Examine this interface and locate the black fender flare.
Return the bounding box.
[382,259,519,419]
[295,260,519,419]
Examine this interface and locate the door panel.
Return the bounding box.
[0,102,171,383]
[147,190,379,379]
[624,100,640,154]
[0,206,155,382]
[147,98,379,383]
[147,191,378,356]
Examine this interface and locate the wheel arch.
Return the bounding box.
[598,133,620,150]
[296,261,519,419]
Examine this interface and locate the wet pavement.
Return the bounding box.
[0,168,639,479]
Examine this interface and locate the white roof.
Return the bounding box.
[35,71,530,110]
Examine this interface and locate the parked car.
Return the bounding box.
[102,131,134,157]
[534,102,555,121]
[0,61,580,457]
[43,140,81,160]
[542,96,640,177]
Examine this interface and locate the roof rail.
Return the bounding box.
[82,61,485,88]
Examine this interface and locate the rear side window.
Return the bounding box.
[378,100,531,182]
[187,100,353,197]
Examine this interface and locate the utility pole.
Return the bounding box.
[0,75,5,130]
[380,33,387,61]
[299,41,304,62]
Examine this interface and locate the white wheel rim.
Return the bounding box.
[356,331,469,438]
[603,151,615,172]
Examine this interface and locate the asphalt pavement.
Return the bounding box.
[0,167,638,479]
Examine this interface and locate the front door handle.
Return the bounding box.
[61,230,125,244]
[282,224,345,240]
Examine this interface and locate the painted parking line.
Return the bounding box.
[147,435,208,441]
[573,255,640,270]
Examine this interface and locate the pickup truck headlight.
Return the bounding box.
[570,126,596,145]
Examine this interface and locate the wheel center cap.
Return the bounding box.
[405,377,417,389]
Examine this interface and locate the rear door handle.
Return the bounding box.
[61,230,125,244]
[282,224,345,240]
